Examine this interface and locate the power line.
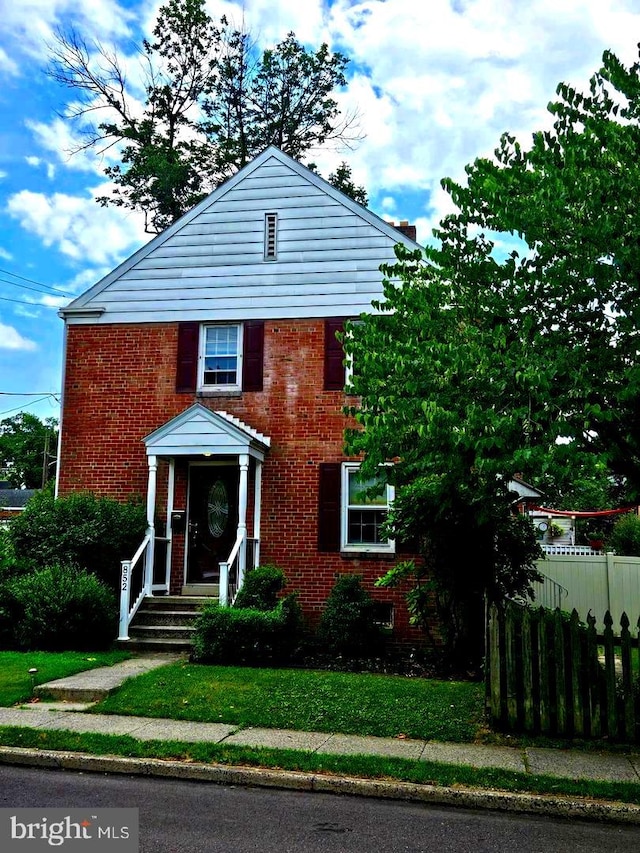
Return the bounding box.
[0,295,61,306]
[0,392,60,398]
[0,277,73,298]
[0,267,71,297]
[0,396,54,417]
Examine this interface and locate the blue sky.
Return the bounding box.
[1,0,640,424]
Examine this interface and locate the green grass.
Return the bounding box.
[0,650,131,707]
[93,663,485,742]
[1,725,640,805]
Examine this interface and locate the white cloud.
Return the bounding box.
[6,185,147,267]
[0,0,137,63]
[26,119,107,176]
[0,323,37,351]
[0,247,13,261]
[0,45,18,75]
[0,171,6,180]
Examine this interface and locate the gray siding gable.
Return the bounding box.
[60,146,421,325]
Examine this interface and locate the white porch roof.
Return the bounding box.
[143,403,270,460]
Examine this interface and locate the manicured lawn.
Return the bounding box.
[93,663,485,742]
[0,650,131,707]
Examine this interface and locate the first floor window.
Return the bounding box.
[199,324,242,390]
[341,463,394,553]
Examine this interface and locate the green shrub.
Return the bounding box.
[192,595,302,664]
[0,528,18,582]
[317,574,384,658]
[0,564,117,651]
[233,564,286,610]
[8,490,147,590]
[609,513,640,557]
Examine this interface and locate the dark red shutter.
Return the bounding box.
[318,462,341,552]
[324,319,345,391]
[242,320,264,392]
[176,322,199,393]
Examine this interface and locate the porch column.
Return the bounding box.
[253,458,263,569]
[238,453,249,588]
[145,454,157,596]
[164,458,175,591]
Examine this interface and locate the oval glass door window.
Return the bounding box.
[208,479,229,537]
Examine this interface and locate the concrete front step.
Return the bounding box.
[129,624,195,641]
[140,596,210,610]
[122,595,210,653]
[134,609,202,628]
[116,636,194,653]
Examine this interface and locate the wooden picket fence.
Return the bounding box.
[486,601,639,741]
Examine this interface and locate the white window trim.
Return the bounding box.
[198,323,243,392]
[340,462,395,554]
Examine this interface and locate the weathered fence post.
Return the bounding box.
[522,607,535,731]
[620,612,634,742]
[506,605,520,729]
[538,607,551,734]
[569,609,584,738]
[603,611,617,739]
[488,603,503,726]
[586,612,601,738]
[553,609,567,735]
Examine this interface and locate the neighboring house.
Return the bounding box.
[57,146,423,643]
[0,486,37,526]
[509,477,574,547]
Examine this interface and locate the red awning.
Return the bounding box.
[530,506,637,518]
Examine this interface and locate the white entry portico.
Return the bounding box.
[118,404,270,640]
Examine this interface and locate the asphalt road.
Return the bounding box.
[1,765,640,852]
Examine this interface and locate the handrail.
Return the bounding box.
[118,533,151,641]
[531,571,569,610]
[131,533,152,569]
[219,531,244,607]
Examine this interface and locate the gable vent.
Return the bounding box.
[264,212,278,260]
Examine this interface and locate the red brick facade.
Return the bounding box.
[59,319,426,641]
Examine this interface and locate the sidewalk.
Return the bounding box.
[1,655,640,822]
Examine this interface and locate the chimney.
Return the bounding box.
[395,220,417,242]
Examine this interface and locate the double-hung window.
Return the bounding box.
[341,463,394,553]
[199,324,243,391]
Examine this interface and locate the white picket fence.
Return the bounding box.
[532,552,640,634]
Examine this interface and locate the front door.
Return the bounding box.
[187,465,239,584]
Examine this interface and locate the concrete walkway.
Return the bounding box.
[3,654,640,823]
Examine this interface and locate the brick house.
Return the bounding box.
[57,146,422,644]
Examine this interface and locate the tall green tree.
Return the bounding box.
[345,48,640,667]
[48,0,363,233]
[0,413,58,489]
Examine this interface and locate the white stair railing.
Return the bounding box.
[219,531,244,607]
[118,533,151,640]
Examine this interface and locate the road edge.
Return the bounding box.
[1,746,639,824]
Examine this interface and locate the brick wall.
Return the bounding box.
[59,320,432,643]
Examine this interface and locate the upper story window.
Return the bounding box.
[341,463,395,553]
[199,324,243,391]
[264,212,278,260]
